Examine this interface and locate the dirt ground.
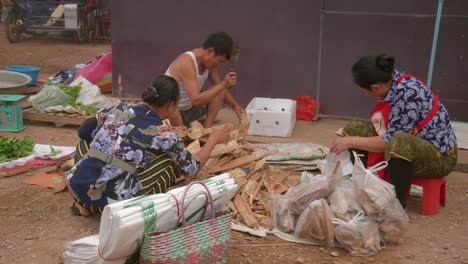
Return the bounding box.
[1,26,468,264]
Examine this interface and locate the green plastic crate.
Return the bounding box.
[0,95,26,132]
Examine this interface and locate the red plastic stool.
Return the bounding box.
[410,177,446,216]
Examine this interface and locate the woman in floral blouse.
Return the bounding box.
[331,55,457,208]
[68,75,230,216]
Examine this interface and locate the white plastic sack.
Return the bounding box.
[352,153,395,220]
[64,174,238,264]
[333,212,381,256]
[72,76,120,109]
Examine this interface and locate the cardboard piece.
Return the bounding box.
[22,172,67,192]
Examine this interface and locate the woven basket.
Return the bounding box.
[139,181,232,264]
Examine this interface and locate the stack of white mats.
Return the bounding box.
[64,173,239,264]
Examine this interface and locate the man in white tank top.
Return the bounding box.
[165,32,244,128]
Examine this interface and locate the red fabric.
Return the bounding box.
[293,96,317,121]
[368,100,391,181]
[366,73,439,182]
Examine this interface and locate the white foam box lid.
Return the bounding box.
[246,97,296,137]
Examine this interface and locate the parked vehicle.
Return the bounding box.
[5,0,89,43]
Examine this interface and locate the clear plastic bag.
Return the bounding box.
[333,211,381,256]
[268,194,297,233]
[378,199,409,245]
[268,153,350,234]
[317,152,354,180]
[286,175,330,214]
[352,153,395,220]
[294,199,335,246]
[29,84,70,112]
[288,155,343,214]
[328,179,363,221]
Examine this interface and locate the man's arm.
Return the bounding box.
[172,56,230,107]
[209,68,243,112]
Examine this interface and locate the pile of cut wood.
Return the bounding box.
[178,121,277,179]
[227,167,301,230]
[178,121,329,231]
[176,120,304,229]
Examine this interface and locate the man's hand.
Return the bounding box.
[222,72,237,89]
[209,126,232,145]
[235,107,250,141]
[330,137,353,155]
[234,105,245,118]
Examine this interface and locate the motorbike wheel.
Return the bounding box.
[5,11,22,43]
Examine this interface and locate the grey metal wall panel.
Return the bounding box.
[319,14,435,117]
[432,17,468,120]
[112,0,467,121]
[112,0,321,105]
[443,0,468,16]
[324,0,437,14]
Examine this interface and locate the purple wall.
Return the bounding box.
[112,0,468,121]
[111,0,321,104]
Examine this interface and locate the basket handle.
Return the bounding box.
[180,181,215,227]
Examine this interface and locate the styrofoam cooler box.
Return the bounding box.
[246,97,296,137]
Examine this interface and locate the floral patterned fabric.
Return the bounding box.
[67,103,200,210]
[382,70,457,153]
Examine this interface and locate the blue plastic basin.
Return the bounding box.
[5,65,41,86]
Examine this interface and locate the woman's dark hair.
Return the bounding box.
[202,32,233,60]
[352,54,395,90]
[142,75,179,107]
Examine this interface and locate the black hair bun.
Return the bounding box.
[376,54,395,73]
[142,88,157,103]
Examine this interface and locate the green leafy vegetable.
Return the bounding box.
[66,102,97,116]
[41,81,97,116]
[44,146,62,157]
[59,82,82,102]
[0,136,35,163]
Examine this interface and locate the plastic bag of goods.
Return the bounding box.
[378,199,409,245]
[352,153,395,220]
[294,199,335,246]
[29,84,70,112]
[268,194,297,233]
[333,211,381,256]
[328,178,363,221]
[293,96,317,121]
[288,157,342,214]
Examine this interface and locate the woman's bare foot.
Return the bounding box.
[72,202,92,217]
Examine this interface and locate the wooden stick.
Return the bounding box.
[249,175,264,205]
[233,194,259,229]
[186,140,201,155]
[210,140,240,157]
[228,201,238,216]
